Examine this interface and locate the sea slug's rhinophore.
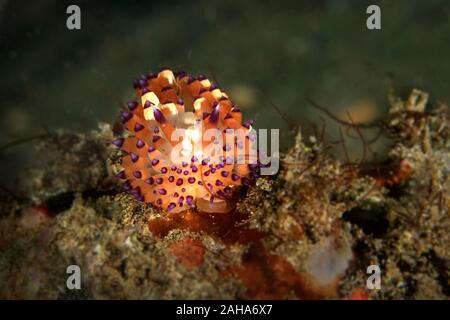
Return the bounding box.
[112,68,260,213]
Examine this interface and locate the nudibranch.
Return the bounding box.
[112,68,260,213]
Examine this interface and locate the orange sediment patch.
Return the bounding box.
[169,237,206,270]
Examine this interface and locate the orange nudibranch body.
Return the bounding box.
[112,68,260,213]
